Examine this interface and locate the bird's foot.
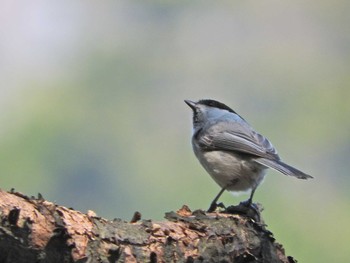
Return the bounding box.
[239,199,260,210]
[207,202,226,213]
[225,201,262,222]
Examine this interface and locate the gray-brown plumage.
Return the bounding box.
[185,99,312,212]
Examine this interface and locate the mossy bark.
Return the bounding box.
[0,190,295,263]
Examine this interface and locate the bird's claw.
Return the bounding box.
[225,201,262,222]
[207,202,226,213]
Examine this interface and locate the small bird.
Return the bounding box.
[185,99,312,212]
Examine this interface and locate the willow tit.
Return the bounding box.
[185,99,312,212]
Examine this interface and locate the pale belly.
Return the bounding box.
[195,150,267,192]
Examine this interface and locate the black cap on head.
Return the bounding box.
[198,99,237,114]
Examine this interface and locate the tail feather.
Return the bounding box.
[255,158,313,179]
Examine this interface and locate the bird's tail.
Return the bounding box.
[254,158,313,179]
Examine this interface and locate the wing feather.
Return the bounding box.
[197,120,279,159]
[254,158,313,179]
[195,119,312,179]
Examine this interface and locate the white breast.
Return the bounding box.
[193,143,267,194]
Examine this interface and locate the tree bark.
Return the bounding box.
[0,189,295,263]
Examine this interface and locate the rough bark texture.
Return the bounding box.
[0,189,296,263]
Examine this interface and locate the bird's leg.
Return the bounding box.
[238,187,258,209]
[242,187,256,207]
[225,187,261,221]
[237,186,260,215]
[207,187,226,212]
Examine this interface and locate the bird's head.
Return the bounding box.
[184,99,239,129]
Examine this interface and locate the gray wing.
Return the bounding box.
[197,121,279,160]
[254,158,313,179]
[197,120,313,179]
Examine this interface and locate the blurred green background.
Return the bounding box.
[1,1,349,262]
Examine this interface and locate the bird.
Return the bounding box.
[184,99,313,212]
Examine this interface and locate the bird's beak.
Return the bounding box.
[184,100,197,110]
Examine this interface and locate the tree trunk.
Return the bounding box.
[0,189,295,263]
